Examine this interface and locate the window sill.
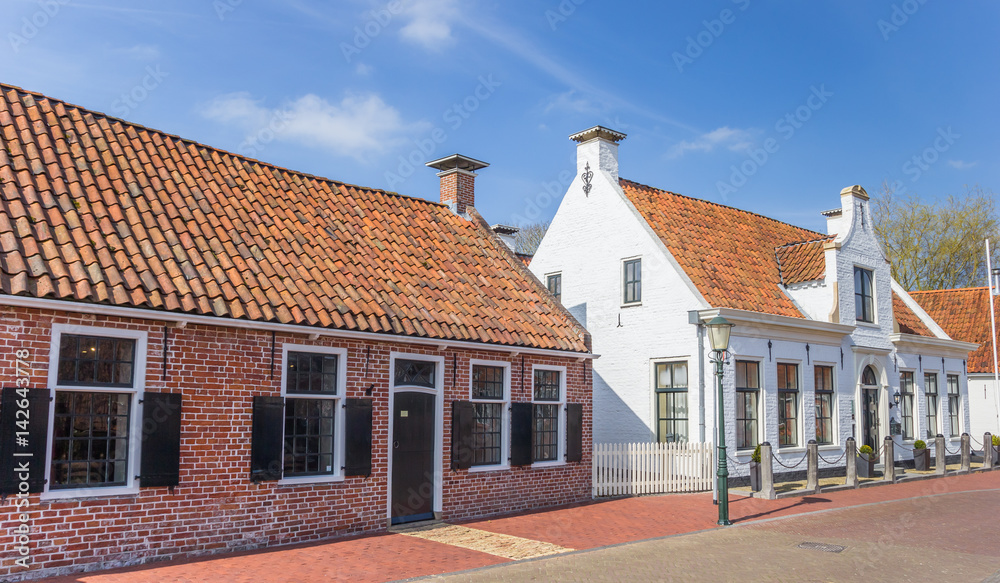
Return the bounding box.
[776,446,806,453]
[41,485,139,501]
[278,474,345,486]
[530,460,566,469]
[620,302,642,309]
[468,464,511,473]
[817,444,839,451]
[856,321,880,329]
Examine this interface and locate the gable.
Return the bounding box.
[0,84,588,353]
[910,287,996,371]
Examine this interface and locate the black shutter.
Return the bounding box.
[451,401,475,470]
[566,403,583,463]
[250,396,284,482]
[510,402,533,466]
[139,392,182,487]
[0,387,50,494]
[344,398,373,477]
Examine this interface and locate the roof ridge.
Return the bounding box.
[908,286,991,295]
[0,82,445,209]
[619,177,826,239]
[774,236,835,251]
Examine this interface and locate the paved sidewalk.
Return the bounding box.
[38,471,1000,583]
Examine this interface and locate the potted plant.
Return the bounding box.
[749,444,762,492]
[993,435,1000,464]
[857,444,876,478]
[912,439,930,471]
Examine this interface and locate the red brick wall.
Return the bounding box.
[438,171,476,214]
[0,305,591,580]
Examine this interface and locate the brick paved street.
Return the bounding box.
[36,471,1000,583]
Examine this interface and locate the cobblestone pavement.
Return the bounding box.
[424,489,1000,583]
[38,471,1000,583]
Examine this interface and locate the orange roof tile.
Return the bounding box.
[0,84,588,353]
[620,179,825,318]
[775,238,832,285]
[892,293,935,337]
[910,287,996,371]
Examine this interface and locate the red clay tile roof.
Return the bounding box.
[892,293,935,337]
[910,287,995,371]
[0,84,588,352]
[775,238,832,286]
[620,179,825,318]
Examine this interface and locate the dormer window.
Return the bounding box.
[854,266,874,323]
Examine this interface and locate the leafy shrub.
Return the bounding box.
[993,435,1000,447]
[913,439,926,450]
[858,444,873,455]
[751,443,761,463]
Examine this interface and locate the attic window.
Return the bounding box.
[854,267,874,323]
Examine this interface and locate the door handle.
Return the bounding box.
[393,440,399,449]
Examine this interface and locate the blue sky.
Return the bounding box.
[3,0,998,233]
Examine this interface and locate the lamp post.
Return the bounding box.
[706,315,734,526]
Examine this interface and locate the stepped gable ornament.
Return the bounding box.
[582,162,593,196]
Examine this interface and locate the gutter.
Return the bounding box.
[0,294,599,360]
[689,310,706,442]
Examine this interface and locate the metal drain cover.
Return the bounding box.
[797,542,846,553]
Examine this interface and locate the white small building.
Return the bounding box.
[530,126,978,475]
[911,287,1000,437]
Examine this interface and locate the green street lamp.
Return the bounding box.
[706,315,734,526]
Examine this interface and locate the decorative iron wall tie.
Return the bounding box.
[581,162,593,196]
[840,348,844,369]
[768,340,772,361]
[806,343,810,365]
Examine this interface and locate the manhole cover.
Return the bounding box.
[797,542,846,553]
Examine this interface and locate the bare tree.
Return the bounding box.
[514,221,550,255]
[872,182,1000,291]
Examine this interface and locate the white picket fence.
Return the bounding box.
[592,441,714,497]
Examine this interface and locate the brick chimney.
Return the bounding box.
[426,153,489,216]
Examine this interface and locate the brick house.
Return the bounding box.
[0,84,594,579]
[529,126,976,482]
[910,287,1000,436]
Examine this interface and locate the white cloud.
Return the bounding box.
[543,90,601,116]
[948,159,978,170]
[666,126,755,158]
[399,0,459,50]
[113,44,161,60]
[201,91,430,161]
[355,63,374,75]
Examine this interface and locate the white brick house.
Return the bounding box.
[530,126,977,474]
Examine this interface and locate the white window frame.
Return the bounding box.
[776,360,803,449]
[898,369,917,442]
[468,359,511,472]
[853,265,877,325]
[278,344,348,485]
[531,364,567,466]
[621,256,642,307]
[923,371,941,440]
[812,362,838,447]
[545,272,562,302]
[735,359,763,453]
[945,372,962,440]
[652,360,690,443]
[44,324,148,500]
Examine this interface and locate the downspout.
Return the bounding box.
[690,311,707,442]
[988,240,1000,431]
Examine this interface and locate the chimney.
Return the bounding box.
[490,224,519,251]
[426,153,489,216]
[569,125,627,183]
[821,207,842,236]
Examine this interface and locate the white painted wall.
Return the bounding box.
[969,374,1000,437]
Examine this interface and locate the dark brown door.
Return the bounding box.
[391,392,435,525]
[862,388,879,450]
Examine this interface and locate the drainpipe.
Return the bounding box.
[689,311,707,442]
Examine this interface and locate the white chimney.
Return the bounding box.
[491,224,519,251]
[569,125,627,183]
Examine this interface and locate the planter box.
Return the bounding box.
[856,454,876,478]
[993,445,1000,464]
[913,448,930,471]
[749,462,761,492]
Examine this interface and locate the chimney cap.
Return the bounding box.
[490,224,519,235]
[569,125,627,144]
[820,208,842,217]
[839,185,869,200]
[426,153,490,172]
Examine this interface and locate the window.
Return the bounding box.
[947,374,960,438]
[655,362,688,443]
[395,359,435,388]
[924,373,939,439]
[546,273,562,302]
[623,258,641,304]
[854,266,874,323]
[814,365,835,445]
[899,371,915,440]
[532,368,564,462]
[735,361,760,450]
[283,351,341,477]
[470,364,507,467]
[777,363,799,447]
[48,327,145,495]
